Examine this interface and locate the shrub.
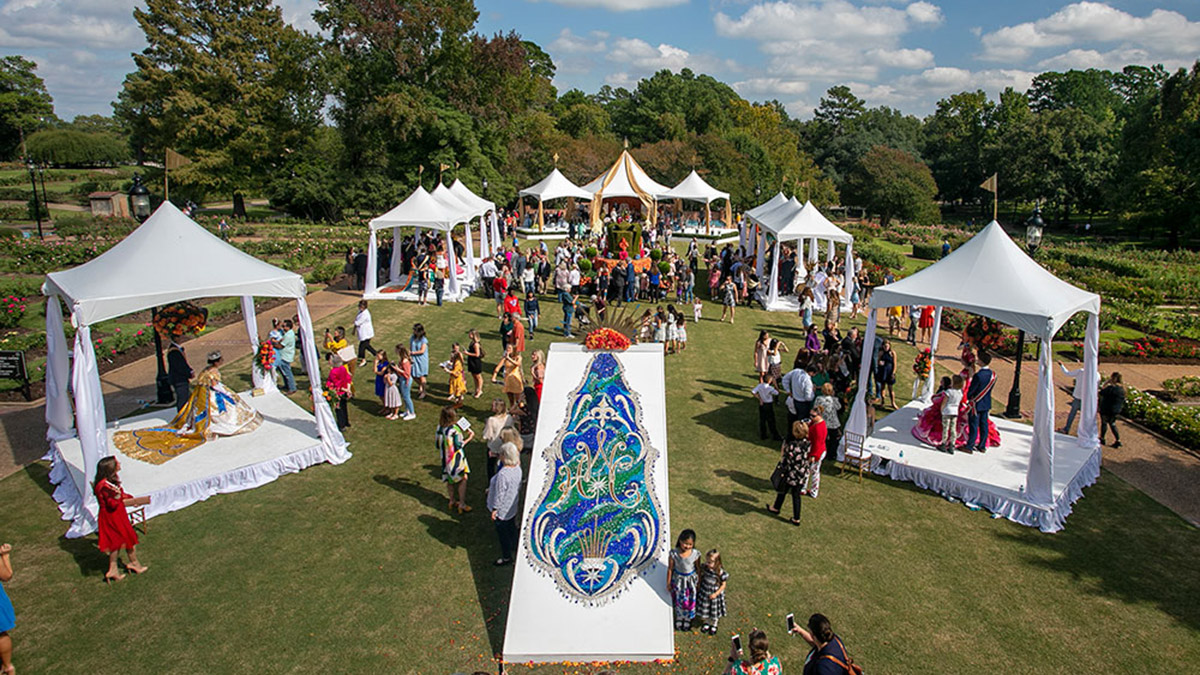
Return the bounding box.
[0,226,21,239]
[1162,376,1200,398]
[24,129,129,166]
[657,260,671,275]
[306,262,342,284]
[1124,386,1200,449]
[911,242,942,260]
[0,295,29,329]
[0,205,27,222]
[854,240,905,271]
[649,248,663,261]
[578,258,593,273]
[584,246,598,258]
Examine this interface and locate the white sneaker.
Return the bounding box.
[403,413,416,421]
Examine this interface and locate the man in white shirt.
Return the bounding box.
[568,264,581,294]
[354,300,376,365]
[1059,362,1087,434]
[780,360,815,426]
[479,257,498,299]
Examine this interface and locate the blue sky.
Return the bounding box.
[2,1,1198,120]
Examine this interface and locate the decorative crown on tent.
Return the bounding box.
[582,304,640,351]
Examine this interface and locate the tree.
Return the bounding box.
[25,129,128,166]
[116,0,328,212]
[844,146,939,226]
[923,90,994,205]
[607,69,739,146]
[0,56,55,160]
[815,104,923,190]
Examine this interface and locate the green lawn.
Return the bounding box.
[1,274,1197,674]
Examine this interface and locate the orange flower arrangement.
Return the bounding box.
[153,302,208,338]
[584,327,631,351]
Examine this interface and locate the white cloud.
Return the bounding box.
[535,0,688,10]
[550,28,609,54]
[905,1,942,25]
[608,38,692,71]
[1035,47,1150,72]
[980,2,1200,64]
[867,47,935,69]
[734,77,811,97]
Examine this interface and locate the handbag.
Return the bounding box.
[336,345,357,362]
[770,462,786,491]
[821,637,864,674]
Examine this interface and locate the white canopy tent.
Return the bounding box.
[659,170,732,234]
[843,221,1102,522]
[518,168,593,231]
[364,185,480,302]
[449,179,499,262]
[42,202,350,537]
[748,200,854,312]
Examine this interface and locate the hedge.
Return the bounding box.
[1124,386,1200,449]
[911,242,942,260]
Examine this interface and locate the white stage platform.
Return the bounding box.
[516,224,569,241]
[843,401,1100,532]
[504,344,673,663]
[47,390,350,536]
[362,270,474,303]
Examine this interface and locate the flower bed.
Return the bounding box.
[1124,387,1200,449]
[1069,336,1200,363]
[1162,376,1200,399]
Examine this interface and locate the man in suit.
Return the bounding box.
[965,352,997,453]
[166,339,193,411]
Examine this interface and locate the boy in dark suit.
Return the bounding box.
[965,352,996,453]
[166,339,193,411]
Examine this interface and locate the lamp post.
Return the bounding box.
[481,178,488,200]
[25,160,43,239]
[1004,206,1045,418]
[128,173,153,223]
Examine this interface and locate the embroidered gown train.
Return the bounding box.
[911,389,1000,449]
[113,364,263,464]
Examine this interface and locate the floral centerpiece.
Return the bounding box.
[585,327,631,351]
[153,302,208,338]
[912,348,932,379]
[254,339,276,373]
[581,305,639,351]
[963,316,1004,352]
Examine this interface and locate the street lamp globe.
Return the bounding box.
[128,173,153,222]
[1025,206,1045,254]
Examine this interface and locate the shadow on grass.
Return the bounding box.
[993,469,1200,632]
[375,474,513,656]
[23,459,56,498]
[688,487,768,516]
[58,535,108,578]
[692,398,771,443]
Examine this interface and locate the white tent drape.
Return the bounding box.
[444,230,460,299]
[841,309,878,460]
[69,324,106,536]
[44,297,73,441]
[921,306,943,401]
[1078,314,1100,450]
[1027,339,1057,502]
[389,228,402,284]
[755,230,765,280]
[826,239,835,261]
[490,210,501,252]
[768,240,781,307]
[364,230,379,296]
[842,242,854,309]
[808,237,818,263]
[480,216,491,260]
[464,218,476,285]
[241,296,274,393]
[296,299,348,459]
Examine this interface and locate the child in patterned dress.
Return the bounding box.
[667,529,700,631]
[675,314,688,352]
[695,549,728,635]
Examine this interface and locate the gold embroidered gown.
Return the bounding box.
[114,366,263,464]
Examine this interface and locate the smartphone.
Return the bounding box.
[731,634,742,653]
[786,613,796,632]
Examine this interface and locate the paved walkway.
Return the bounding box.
[909,313,1200,527]
[0,282,362,479]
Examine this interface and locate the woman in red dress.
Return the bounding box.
[918,305,935,344]
[93,457,150,583]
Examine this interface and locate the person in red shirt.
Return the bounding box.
[492,274,509,318]
[805,410,828,498]
[503,288,521,317]
[93,457,150,583]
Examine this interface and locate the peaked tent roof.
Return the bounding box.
[659,170,730,203]
[432,183,487,219]
[519,168,593,202]
[448,179,495,214]
[44,202,306,326]
[369,186,472,232]
[582,150,671,199]
[762,200,853,243]
[870,221,1100,338]
[744,192,788,220]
